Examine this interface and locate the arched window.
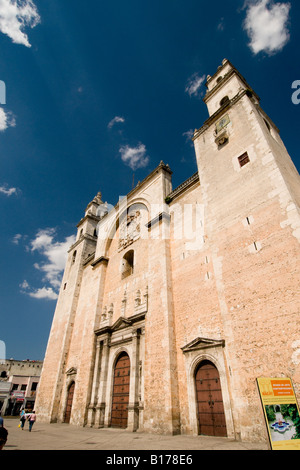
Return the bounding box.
[72,250,77,264]
[121,250,134,279]
[220,96,230,107]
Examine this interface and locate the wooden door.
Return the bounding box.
[64,382,75,423]
[111,353,130,428]
[195,361,227,437]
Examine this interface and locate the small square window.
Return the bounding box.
[238,152,250,168]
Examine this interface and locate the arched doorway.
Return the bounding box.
[111,352,130,428]
[64,382,75,423]
[195,360,227,437]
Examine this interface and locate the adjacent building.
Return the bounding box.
[0,359,43,415]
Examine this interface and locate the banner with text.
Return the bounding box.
[257,377,300,450]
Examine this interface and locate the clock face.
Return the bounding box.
[216,114,230,133]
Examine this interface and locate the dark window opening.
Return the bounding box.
[122,250,134,279]
[238,152,250,168]
[264,119,271,132]
[220,96,230,107]
[31,382,38,391]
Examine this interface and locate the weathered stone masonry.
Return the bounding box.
[35,60,300,443]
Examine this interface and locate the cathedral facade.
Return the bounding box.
[35,60,300,443]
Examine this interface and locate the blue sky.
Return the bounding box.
[0,0,299,360]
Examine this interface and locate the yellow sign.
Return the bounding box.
[257,377,300,450]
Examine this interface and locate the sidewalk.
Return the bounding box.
[1,417,268,451]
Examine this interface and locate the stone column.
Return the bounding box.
[86,338,102,427]
[137,326,145,431]
[95,336,110,428]
[127,329,140,432]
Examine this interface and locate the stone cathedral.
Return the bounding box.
[35,59,300,443]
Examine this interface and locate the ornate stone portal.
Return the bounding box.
[87,314,146,431]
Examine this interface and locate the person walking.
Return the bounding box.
[20,409,26,430]
[0,426,8,450]
[28,410,36,432]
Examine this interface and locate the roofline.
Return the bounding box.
[125,160,172,202]
[166,172,199,202]
[203,65,260,104]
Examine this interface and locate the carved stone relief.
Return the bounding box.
[118,210,141,251]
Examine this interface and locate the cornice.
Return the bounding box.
[68,233,97,253]
[166,172,199,202]
[77,213,100,228]
[193,89,249,140]
[203,66,259,104]
[181,337,225,353]
[94,312,145,337]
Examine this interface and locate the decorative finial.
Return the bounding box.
[93,191,103,204]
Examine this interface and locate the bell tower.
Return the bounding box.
[193,59,300,441]
[35,191,104,422]
[193,58,300,231]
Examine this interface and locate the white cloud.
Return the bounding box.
[30,228,76,290]
[21,228,76,301]
[243,0,291,55]
[0,107,16,131]
[0,0,40,47]
[20,280,58,300]
[182,129,194,149]
[182,129,194,142]
[217,17,225,31]
[119,143,149,171]
[28,287,59,300]
[185,73,206,97]
[0,184,17,195]
[20,279,29,290]
[12,233,22,244]
[108,115,125,129]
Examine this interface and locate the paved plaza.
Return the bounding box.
[1,417,268,451]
